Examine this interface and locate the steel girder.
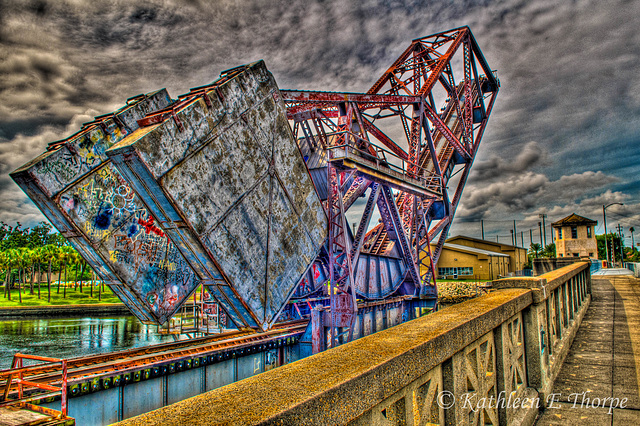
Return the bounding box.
[283,26,499,348]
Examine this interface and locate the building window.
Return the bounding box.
[587,227,592,238]
[438,267,473,277]
[589,252,594,257]
[438,267,455,276]
[558,228,562,239]
[571,226,577,239]
[560,253,563,257]
[458,267,473,276]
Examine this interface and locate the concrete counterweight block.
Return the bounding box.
[11,90,203,324]
[106,61,327,330]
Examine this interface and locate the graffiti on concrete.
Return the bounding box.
[58,163,198,323]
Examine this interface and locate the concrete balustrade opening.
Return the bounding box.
[115,261,591,425]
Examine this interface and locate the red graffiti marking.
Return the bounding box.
[138,215,165,237]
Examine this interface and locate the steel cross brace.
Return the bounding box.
[327,160,357,348]
[377,185,421,286]
[463,37,474,150]
[423,101,471,161]
[350,182,380,270]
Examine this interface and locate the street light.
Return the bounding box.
[539,213,547,247]
[603,203,624,267]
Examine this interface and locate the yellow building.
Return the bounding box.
[446,235,528,273]
[427,236,528,281]
[551,213,598,258]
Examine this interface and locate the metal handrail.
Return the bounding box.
[0,353,68,417]
[325,137,442,193]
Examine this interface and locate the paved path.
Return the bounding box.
[592,268,635,277]
[536,272,640,424]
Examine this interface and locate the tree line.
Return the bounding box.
[527,234,640,264]
[0,221,104,302]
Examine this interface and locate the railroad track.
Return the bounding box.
[0,319,308,399]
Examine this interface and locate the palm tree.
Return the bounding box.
[15,248,30,304]
[34,246,46,299]
[27,248,36,295]
[542,243,556,258]
[55,247,69,295]
[5,248,20,302]
[529,243,542,259]
[60,246,74,298]
[43,245,58,303]
[69,251,81,293]
[0,251,10,300]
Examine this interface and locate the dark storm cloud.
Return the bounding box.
[471,141,548,181]
[1,0,640,236]
[456,170,619,222]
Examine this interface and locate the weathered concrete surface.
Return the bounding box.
[533,258,582,276]
[114,288,532,426]
[106,61,327,330]
[10,90,204,325]
[494,261,590,303]
[535,274,640,424]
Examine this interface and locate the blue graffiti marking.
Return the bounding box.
[94,203,113,230]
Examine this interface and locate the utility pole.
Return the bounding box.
[617,224,625,263]
[529,229,533,248]
[538,222,543,245]
[510,229,514,246]
[513,220,517,246]
[496,235,499,243]
[539,214,547,247]
[603,203,624,267]
[481,220,485,240]
[604,205,609,265]
[521,231,524,247]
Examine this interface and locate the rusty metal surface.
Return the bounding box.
[106,61,327,330]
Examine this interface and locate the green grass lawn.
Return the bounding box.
[0,282,122,307]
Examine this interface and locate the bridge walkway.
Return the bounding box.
[536,271,640,424]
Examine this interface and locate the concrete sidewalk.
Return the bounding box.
[592,268,634,277]
[535,274,640,424]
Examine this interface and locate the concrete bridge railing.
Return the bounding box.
[117,262,591,426]
[625,262,640,278]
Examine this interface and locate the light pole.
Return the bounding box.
[603,203,623,267]
[539,213,548,247]
[538,222,543,245]
[618,224,625,264]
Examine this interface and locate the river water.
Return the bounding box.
[0,316,174,369]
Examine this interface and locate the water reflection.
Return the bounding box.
[0,316,173,368]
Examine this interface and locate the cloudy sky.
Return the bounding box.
[1,0,639,248]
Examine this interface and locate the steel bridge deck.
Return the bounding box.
[0,320,306,404]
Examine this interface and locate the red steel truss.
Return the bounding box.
[283,26,499,349]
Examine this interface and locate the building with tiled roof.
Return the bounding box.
[551,213,598,259]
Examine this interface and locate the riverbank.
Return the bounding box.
[0,303,129,318]
[0,282,122,309]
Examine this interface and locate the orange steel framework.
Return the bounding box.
[283,26,499,349]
